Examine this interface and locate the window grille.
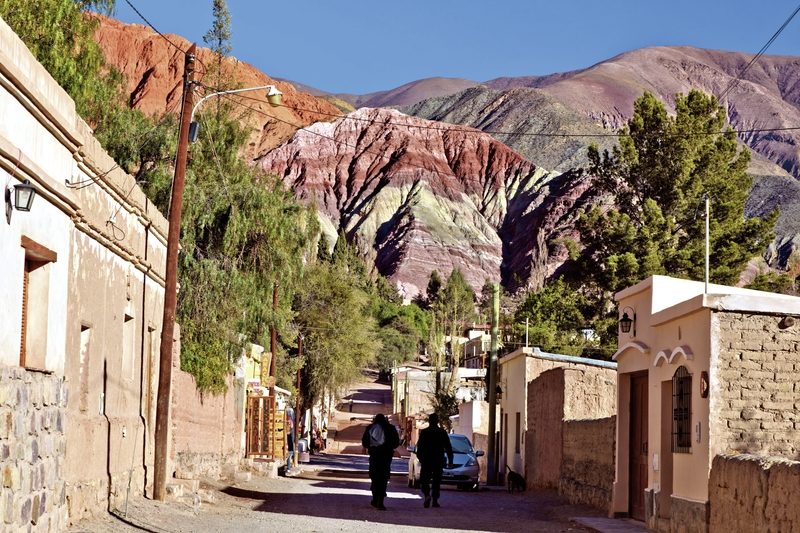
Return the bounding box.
[672,365,692,453]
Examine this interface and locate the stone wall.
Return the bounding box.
[709,454,800,533]
[170,366,246,480]
[713,312,800,459]
[0,367,68,531]
[525,366,617,511]
[560,416,616,511]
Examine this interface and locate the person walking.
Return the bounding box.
[361,413,399,510]
[415,413,453,508]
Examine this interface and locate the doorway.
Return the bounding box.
[629,372,648,521]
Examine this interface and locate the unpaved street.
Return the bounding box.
[70,456,599,533]
[70,378,602,533]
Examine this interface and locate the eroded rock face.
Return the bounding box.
[259,108,593,298]
[94,16,340,159]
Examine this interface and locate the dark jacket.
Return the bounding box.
[415,425,453,467]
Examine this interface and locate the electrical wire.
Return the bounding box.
[219,93,581,202]
[121,0,208,78]
[211,83,800,140]
[719,2,800,101]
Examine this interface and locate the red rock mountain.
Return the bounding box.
[94,16,340,159]
[258,108,593,298]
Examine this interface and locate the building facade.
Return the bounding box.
[612,275,800,532]
[0,15,167,528]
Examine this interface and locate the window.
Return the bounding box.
[515,412,521,454]
[672,366,692,453]
[19,236,56,370]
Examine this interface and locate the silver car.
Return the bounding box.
[407,433,484,491]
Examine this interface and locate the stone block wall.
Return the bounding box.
[560,416,616,511]
[714,312,800,459]
[0,367,68,531]
[171,367,246,480]
[709,454,800,532]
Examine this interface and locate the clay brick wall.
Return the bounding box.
[714,312,800,459]
[170,368,246,480]
[0,367,68,531]
[709,454,800,532]
[527,369,565,488]
[560,416,616,511]
[525,366,617,511]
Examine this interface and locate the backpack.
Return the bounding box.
[368,423,385,447]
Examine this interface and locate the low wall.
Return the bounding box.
[0,367,68,531]
[560,416,616,511]
[170,368,246,480]
[709,454,800,532]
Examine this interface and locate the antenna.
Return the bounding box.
[704,194,710,294]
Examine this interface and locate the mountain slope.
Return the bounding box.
[402,85,616,172]
[94,16,341,159]
[258,108,593,297]
[337,77,479,109]
[487,46,800,178]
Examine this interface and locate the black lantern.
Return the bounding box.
[618,306,636,335]
[13,179,36,212]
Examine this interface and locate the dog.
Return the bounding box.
[506,465,526,493]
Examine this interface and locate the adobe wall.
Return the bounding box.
[527,369,564,488]
[0,367,68,531]
[170,366,246,480]
[709,454,800,533]
[526,366,617,511]
[560,416,616,511]
[712,312,800,459]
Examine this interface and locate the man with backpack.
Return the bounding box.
[361,413,400,510]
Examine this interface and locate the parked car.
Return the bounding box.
[407,433,484,491]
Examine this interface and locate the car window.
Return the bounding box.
[449,435,473,454]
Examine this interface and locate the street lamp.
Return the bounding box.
[188,85,283,142]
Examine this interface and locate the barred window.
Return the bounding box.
[672,366,692,453]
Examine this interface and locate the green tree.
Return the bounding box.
[514,279,588,355]
[294,262,380,405]
[581,90,776,294]
[430,269,475,390]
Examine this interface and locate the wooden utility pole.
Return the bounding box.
[294,334,303,468]
[153,43,196,502]
[486,282,500,485]
[269,283,278,395]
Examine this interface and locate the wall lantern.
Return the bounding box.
[13,179,36,211]
[4,179,36,223]
[619,306,636,336]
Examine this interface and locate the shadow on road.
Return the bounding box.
[221,466,593,533]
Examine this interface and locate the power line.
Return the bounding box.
[212,86,800,140]
[719,2,800,101]
[219,93,581,204]
[121,0,208,77]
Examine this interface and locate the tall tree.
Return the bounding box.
[431,269,475,390]
[575,90,776,338]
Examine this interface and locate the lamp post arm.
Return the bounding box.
[190,84,281,121]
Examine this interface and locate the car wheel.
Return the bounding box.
[456,483,467,491]
[407,478,413,488]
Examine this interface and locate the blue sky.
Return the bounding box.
[114,1,800,94]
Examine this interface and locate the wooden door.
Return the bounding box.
[629,373,648,521]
